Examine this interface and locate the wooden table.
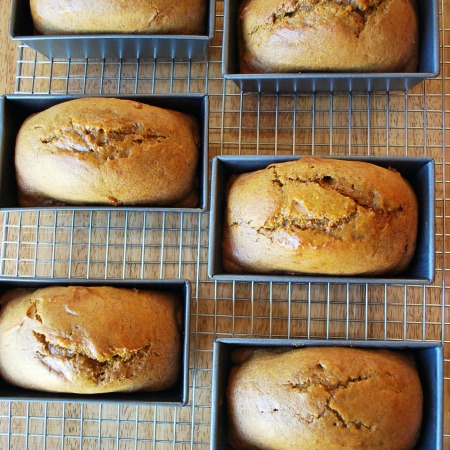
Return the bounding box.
[0,0,17,95]
[0,1,448,449]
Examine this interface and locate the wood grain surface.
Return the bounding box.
[0,0,448,449]
[0,0,16,95]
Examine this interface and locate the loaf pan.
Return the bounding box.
[211,338,443,450]
[0,94,208,212]
[208,155,435,284]
[0,278,190,405]
[222,0,439,93]
[10,0,216,60]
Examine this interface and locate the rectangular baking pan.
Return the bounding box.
[222,0,439,93]
[0,93,209,212]
[0,278,190,405]
[10,0,216,60]
[208,155,435,284]
[211,338,443,450]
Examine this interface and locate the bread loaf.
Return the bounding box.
[227,346,423,450]
[223,157,418,276]
[15,97,200,207]
[239,0,418,73]
[0,286,182,394]
[30,0,207,35]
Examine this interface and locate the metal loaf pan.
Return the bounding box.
[10,0,216,60]
[0,278,190,405]
[0,94,209,212]
[210,338,443,450]
[222,0,439,93]
[208,155,435,284]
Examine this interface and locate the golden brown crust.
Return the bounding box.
[15,98,200,207]
[0,286,182,394]
[227,346,423,450]
[30,0,207,35]
[222,157,418,276]
[239,0,418,73]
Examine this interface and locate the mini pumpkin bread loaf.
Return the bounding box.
[30,0,207,35]
[227,346,423,450]
[0,286,182,394]
[239,0,418,73]
[15,97,200,207]
[223,157,418,276]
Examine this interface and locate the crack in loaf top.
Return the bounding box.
[37,114,168,162]
[31,99,180,164]
[227,158,414,237]
[243,0,386,36]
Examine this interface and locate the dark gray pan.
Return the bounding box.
[0,278,190,405]
[209,155,435,284]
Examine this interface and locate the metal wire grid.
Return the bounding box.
[0,1,447,448]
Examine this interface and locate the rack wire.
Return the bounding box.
[0,1,448,448]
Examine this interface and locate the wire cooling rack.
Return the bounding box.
[0,1,448,448]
